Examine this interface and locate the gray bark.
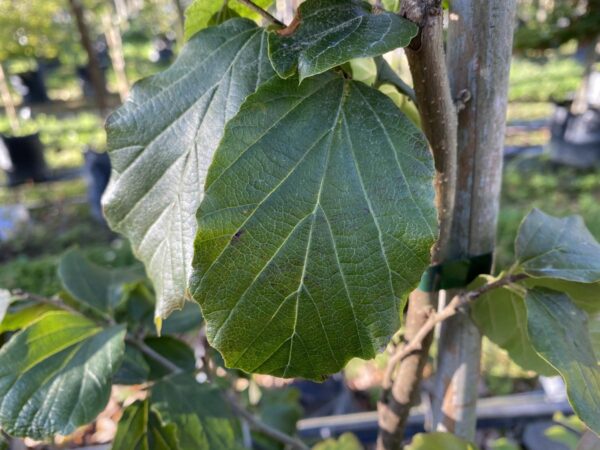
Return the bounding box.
[431,1,518,440]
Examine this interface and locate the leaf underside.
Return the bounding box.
[516,208,600,283]
[0,312,125,439]
[191,73,437,380]
[526,288,600,435]
[268,0,418,80]
[102,19,274,320]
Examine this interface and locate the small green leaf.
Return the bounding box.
[184,0,273,40]
[58,249,144,316]
[103,19,274,321]
[0,311,126,439]
[268,0,418,81]
[545,424,580,449]
[471,276,555,375]
[406,432,477,450]
[112,399,179,450]
[488,437,520,450]
[381,0,400,12]
[191,73,436,379]
[151,373,243,449]
[516,209,600,283]
[526,288,600,435]
[313,432,362,450]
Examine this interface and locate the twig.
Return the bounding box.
[225,393,310,450]
[126,337,183,374]
[133,333,309,450]
[236,0,285,27]
[383,273,528,389]
[11,290,81,316]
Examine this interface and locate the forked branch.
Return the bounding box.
[383,273,528,388]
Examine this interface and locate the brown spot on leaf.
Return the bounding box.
[231,229,245,244]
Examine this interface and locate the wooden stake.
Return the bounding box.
[0,63,20,134]
[102,12,129,102]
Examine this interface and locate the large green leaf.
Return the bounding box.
[112,399,179,450]
[151,373,243,449]
[103,19,275,321]
[516,209,600,283]
[526,288,600,435]
[406,432,477,450]
[267,0,418,81]
[184,0,273,40]
[191,73,437,379]
[471,277,555,375]
[0,311,126,439]
[58,249,144,316]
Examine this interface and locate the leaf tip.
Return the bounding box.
[154,316,163,337]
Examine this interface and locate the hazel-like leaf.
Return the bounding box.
[191,73,437,379]
[102,19,274,320]
[526,288,600,435]
[268,0,418,81]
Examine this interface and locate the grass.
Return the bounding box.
[509,54,584,103]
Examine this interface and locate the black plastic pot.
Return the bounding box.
[76,65,108,99]
[0,133,48,186]
[83,149,111,221]
[11,70,49,104]
[549,103,600,169]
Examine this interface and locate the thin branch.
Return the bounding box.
[225,394,310,450]
[236,0,285,27]
[383,273,528,387]
[377,1,457,447]
[11,290,81,316]
[127,337,183,374]
[133,334,309,450]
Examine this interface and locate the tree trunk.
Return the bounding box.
[431,1,517,440]
[69,0,108,114]
[377,1,457,447]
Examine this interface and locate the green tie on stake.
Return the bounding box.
[418,253,493,292]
